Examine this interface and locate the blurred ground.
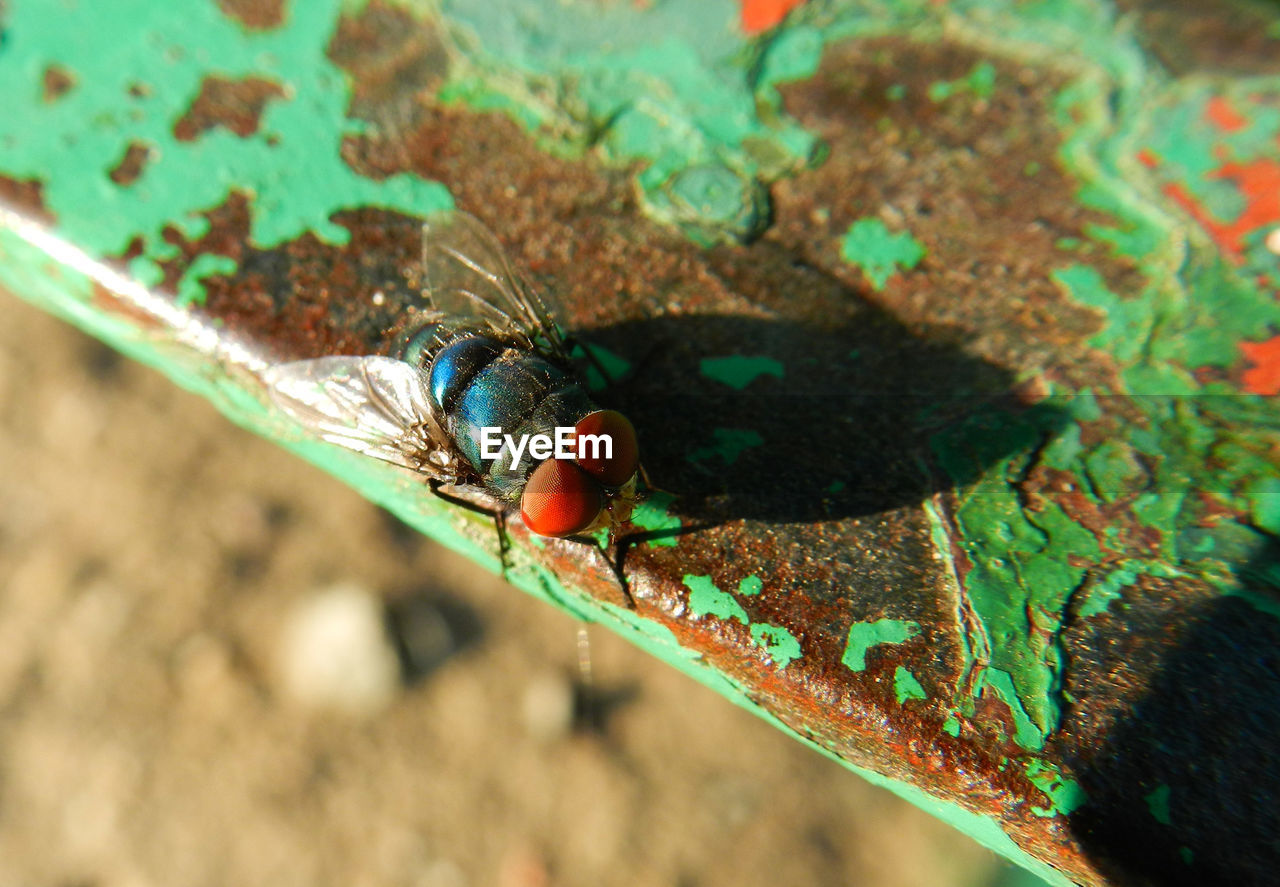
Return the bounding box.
[0,292,1044,886]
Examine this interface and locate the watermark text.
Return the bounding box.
[480,427,612,470]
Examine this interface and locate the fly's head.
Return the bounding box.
[519,409,642,538]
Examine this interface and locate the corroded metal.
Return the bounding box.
[2,2,1279,885]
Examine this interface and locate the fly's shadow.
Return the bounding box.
[577,282,1069,526]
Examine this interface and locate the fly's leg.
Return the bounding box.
[606,528,637,610]
[563,335,618,389]
[494,509,511,577]
[561,531,636,610]
[635,462,679,499]
[427,479,512,578]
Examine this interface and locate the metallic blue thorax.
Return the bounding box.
[424,334,595,499]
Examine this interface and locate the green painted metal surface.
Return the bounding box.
[2,0,1279,884]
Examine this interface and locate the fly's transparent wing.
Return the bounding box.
[421,209,571,357]
[264,355,461,478]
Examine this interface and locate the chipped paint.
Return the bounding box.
[5,0,1280,882]
[1145,784,1173,826]
[838,217,925,291]
[683,574,801,668]
[893,666,927,703]
[933,405,1098,750]
[0,0,450,307]
[1078,561,1181,620]
[628,491,683,547]
[687,427,764,466]
[841,619,920,673]
[1026,760,1087,818]
[684,574,750,624]
[699,355,785,389]
[750,623,801,668]
[928,61,997,102]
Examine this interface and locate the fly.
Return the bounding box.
[263,209,644,553]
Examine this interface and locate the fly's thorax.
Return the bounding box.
[481,385,598,499]
[395,320,450,370]
[425,337,588,488]
[427,335,504,410]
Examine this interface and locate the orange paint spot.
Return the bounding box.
[1137,148,1160,168]
[1214,157,1280,252]
[740,0,806,33]
[1241,336,1280,396]
[1205,96,1247,133]
[1163,157,1280,259]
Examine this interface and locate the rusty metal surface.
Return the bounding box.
[2,2,1280,885]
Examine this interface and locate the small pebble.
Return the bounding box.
[520,671,575,742]
[278,583,401,716]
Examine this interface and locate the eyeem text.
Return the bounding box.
[480,427,613,471]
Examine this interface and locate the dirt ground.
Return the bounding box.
[0,292,1042,887]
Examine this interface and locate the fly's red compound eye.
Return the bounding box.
[521,459,604,537]
[573,410,638,487]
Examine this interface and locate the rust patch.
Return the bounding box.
[108,141,152,187]
[142,192,423,363]
[0,176,51,223]
[213,0,285,31]
[41,64,76,102]
[1114,0,1280,76]
[773,37,1144,383]
[173,76,287,142]
[328,0,450,123]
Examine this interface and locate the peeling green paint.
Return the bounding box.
[1025,760,1087,818]
[687,427,764,465]
[738,575,764,596]
[983,667,1046,751]
[0,0,450,304]
[699,355,785,389]
[838,217,925,291]
[1249,476,1280,537]
[176,254,237,307]
[629,491,683,546]
[439,0,816,243]
[942,712,961,737]
[8,0,1276,882]
[1145,784,1173,826]
[684,574,750,625]
[750,623,801,668]
[894,666,927,703]
[682,574,800,668]
[841,619,920,673]
[933,405,1098,750]
[1079,560,1181,620]
[756,25,824,90]
[927,61,997,102]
